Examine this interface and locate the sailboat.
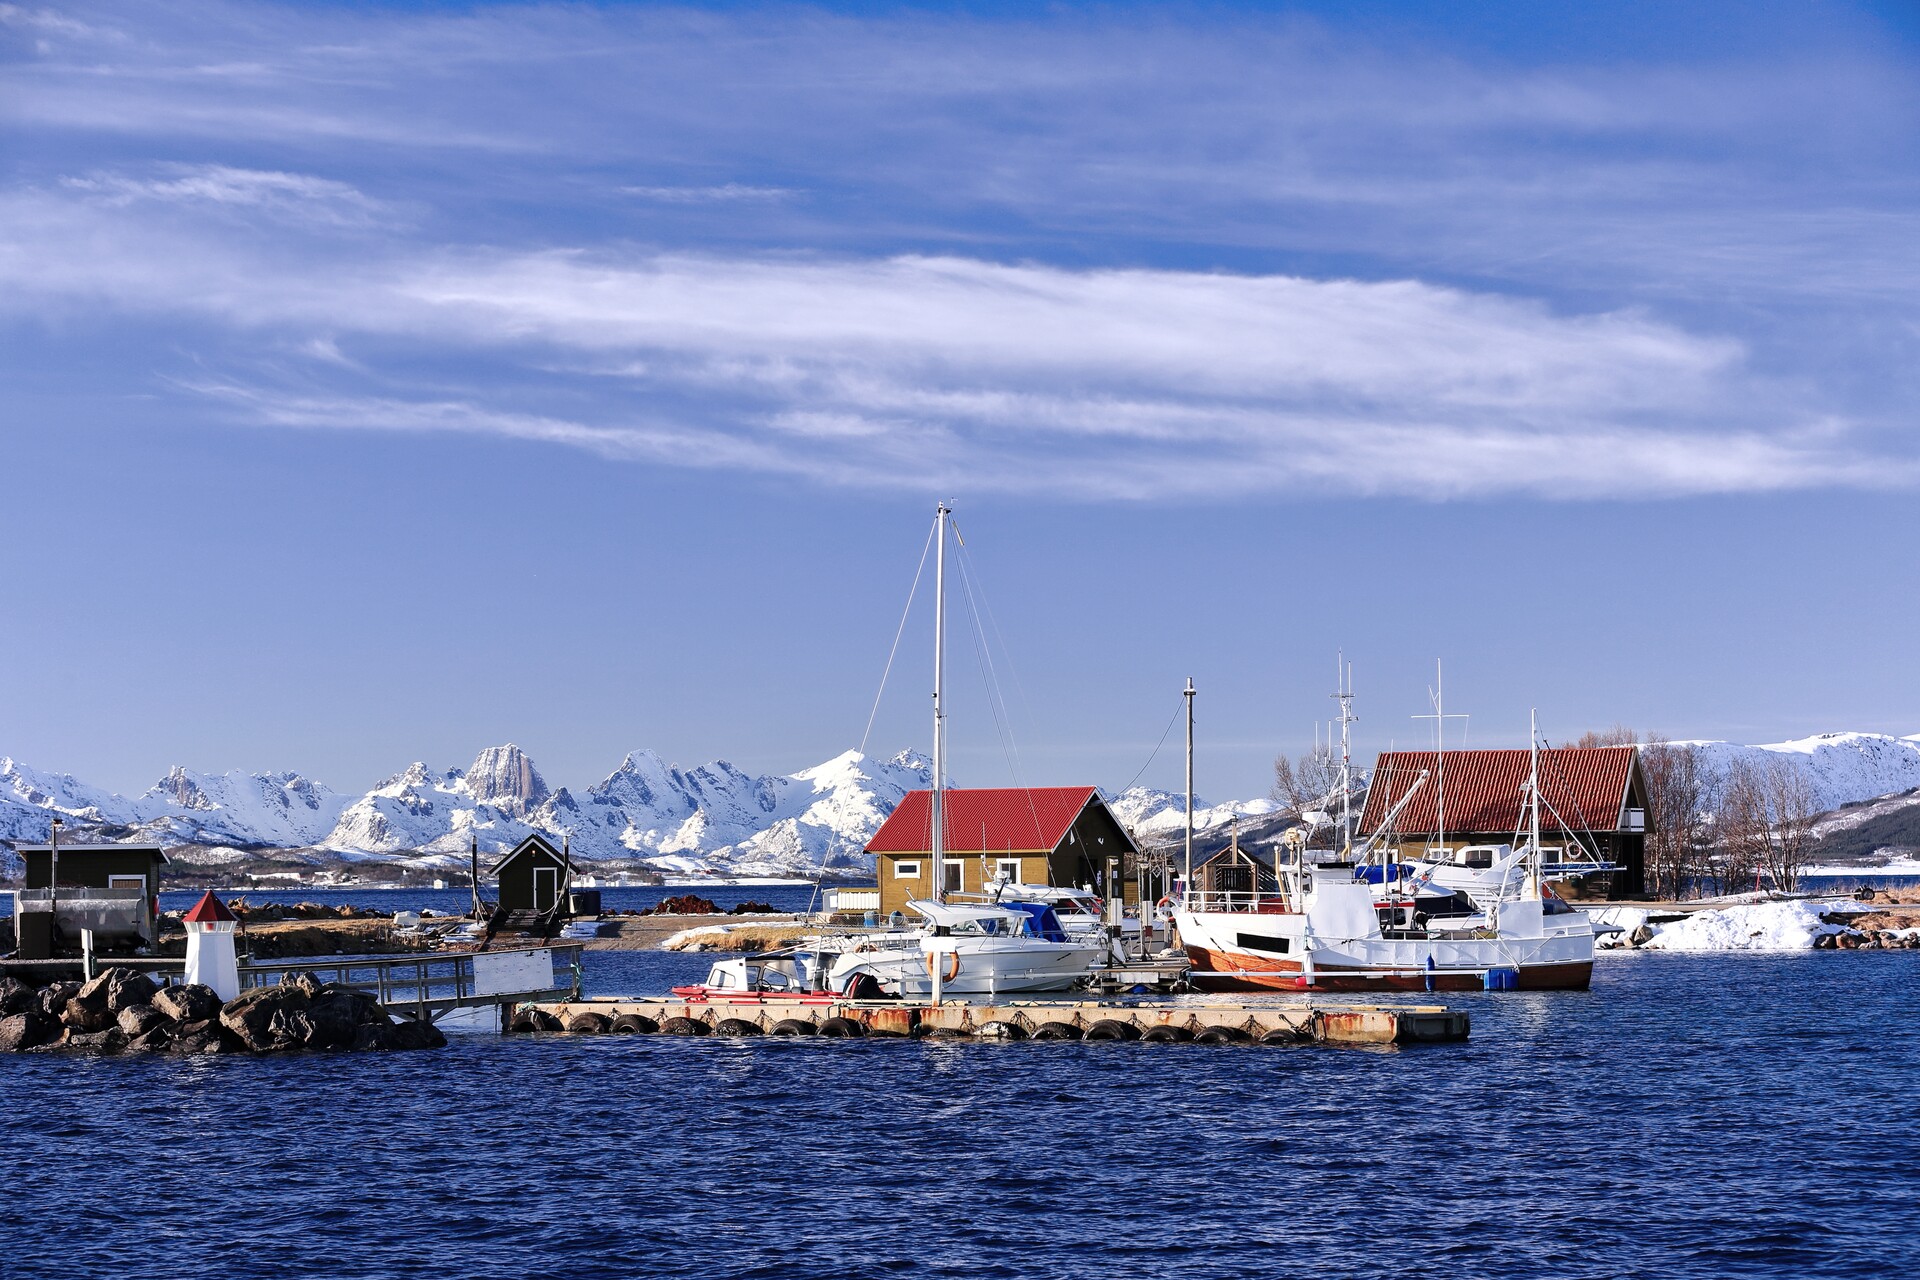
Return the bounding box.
[800,503,1106,999]
[1172,682,1598,992]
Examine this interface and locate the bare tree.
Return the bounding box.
[1271,745,1343,814]
[1640,738,1708,899]
[1716,755,1818,893]
[1576,725,1640,748]
[1759,756,1817,892]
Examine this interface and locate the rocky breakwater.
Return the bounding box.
[0,968,446,1056]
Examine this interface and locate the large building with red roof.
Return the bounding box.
[1358,746,1649,897]
[866,786,1139,917]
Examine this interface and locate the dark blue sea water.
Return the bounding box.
[3,949,1916,1279]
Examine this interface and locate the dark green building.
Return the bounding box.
[490,833,572,916]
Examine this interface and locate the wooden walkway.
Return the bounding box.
[528,995,1469,1045]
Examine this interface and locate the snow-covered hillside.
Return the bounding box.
[1682,732,1920,812]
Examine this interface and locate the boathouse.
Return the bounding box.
[490,833,572,916]
[867,787,1141,918]
[1357,747,1648,897]
[10,843,167,959]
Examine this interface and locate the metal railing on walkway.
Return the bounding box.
[237,944,585,1025]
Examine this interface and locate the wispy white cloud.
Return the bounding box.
[619,184,796,204]
[0,4,108,40]
[60,164,384,226]
[2,180,1892,501]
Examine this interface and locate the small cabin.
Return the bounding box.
[490,833,572,916]
[11,843,168,959]
[866,787,1140,919]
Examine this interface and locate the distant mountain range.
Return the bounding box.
[3,730,1918,879]
[0,745,938,878]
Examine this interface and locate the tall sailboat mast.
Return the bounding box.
[930,503,950,903]
[1183,677,1196,895]
[1434,660,1446,858]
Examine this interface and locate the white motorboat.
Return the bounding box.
[820,899,1107,998]
[964,879,1137,962]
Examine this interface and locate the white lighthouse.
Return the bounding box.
[183,891,241,1000]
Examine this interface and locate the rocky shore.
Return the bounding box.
[0,967,446,1056]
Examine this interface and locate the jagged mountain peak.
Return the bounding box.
[463,743,548,812]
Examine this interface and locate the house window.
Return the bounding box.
[996,858,1023,884]
[943,862,962,894]
[1624,808,1646,832]
[894,860,922,880]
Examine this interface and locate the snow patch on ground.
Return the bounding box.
[658,924,734,950]
[1642,900,1858,952]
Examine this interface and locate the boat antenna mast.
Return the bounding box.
[930,502,950,904]
[1527,708,1544,900]
[1333,653,1356,855]
[1412,659,1467,865]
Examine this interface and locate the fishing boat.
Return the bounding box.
[1173,699,1598,992]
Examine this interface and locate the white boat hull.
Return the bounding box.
[1173,907,1595,992]
[830,938,1106,997]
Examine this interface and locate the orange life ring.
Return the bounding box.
[924,950,962,982]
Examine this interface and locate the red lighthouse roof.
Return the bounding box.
[182,891,238,924]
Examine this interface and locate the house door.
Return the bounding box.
[533,866,559,913]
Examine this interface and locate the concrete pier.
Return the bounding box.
[524,996,1469,1045]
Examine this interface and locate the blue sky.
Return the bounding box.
[3,0,1917,801]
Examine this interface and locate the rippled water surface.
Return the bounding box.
[5,950,1915,1279]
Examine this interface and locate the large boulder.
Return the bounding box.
[0,1011,57,1053]
[168,1019,235,1055]
[382,1019,447,1052]
[314,982,388,1026]
[126,1024,174,1053]
[303,994,363,1050]
[62,1027,128,1055]
[152,983,222,1023]
[35,982,81,1020]
[0,977,35,1016]
[117,1003,170,1039]
[218,984,312,1053]
[62,971,118,1030]
[105,969,160,1014]
[281,972,324,999]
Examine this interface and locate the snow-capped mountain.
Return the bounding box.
[1108,786,1286,837]
[308,744,933,874]
[0,743,934,877]
[5,731,1917,876]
